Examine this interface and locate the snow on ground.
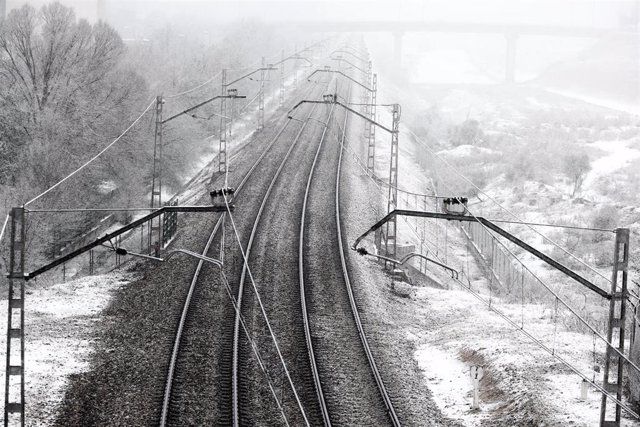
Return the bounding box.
[412,282,639,426]
[0,65,307,425]
[363,65,640,424]
[541,87,640,117]
[583,138,640,190]
[0,272,136,426]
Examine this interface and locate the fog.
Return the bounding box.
[5,0,638,30]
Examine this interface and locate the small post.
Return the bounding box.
[470,365,484,410]
[4,207,26,427]
[581,379,589,401]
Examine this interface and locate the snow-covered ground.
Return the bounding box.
[362,43,640,424]
[0,65,305,425]
[0,273,136,426]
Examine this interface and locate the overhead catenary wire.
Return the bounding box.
[24,98,156,207]
[424,153,640,378]
[217,270,291,427]
[333,99,640,380]
[453,271,640,420]
[404,126,614,285]
[165,70,224,99]
[221,192,311,427]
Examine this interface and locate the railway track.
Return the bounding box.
[160,57,401,426]
[230,79,341,426]
[299,83,401,426]
[159,76,330,426]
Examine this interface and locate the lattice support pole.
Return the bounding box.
[219,69,228,175]
[162,199,178,248]
[600,228,630,427]
[362,61,372,149]
[148,95,164,255]
[384,104,401,269]
[279,49,285,107]
[366,74,378,173]
[4,207,26,427]
[258,56,265,130]
[294,45,299,89]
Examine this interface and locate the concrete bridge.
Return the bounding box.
[283,20,628,83]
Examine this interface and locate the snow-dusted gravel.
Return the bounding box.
[0,272,136,426]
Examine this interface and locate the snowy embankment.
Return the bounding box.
[0,273,135,426]
[0,67,301,425]
[356,65,640,424]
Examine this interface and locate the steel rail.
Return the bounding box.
[231,79,335,427]
[335,83,402,426]
[298,98,338,427]
[158,79,324,427]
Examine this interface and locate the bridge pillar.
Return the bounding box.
[393,31,404,67]
[97,0,106,22]
[505,33,518,83]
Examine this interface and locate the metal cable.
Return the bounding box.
[218,270,291,426]
[24,98,156,207]
[405,126,614,285]
[221,192,311,426]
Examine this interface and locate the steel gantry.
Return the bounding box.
[307,67,380,175]
[1,204,231,426]
[287,93,400,266]
[148,91,246,252]
[353,209,637,426]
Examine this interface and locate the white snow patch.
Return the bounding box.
[415,344,492,426]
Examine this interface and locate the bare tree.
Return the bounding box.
[562,152,591,197]
[0,3,124,120]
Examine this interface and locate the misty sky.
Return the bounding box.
[5,0,638,28]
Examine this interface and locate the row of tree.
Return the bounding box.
[0,2,303,264]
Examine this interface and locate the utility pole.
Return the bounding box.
[4,207,26,427]
[293,44,299,89]
[219,69,228,175]
[362,60,372,150]
[600,228,630,427]
[279,49,285,107]
[149,95,164,254]
[384,104,400,268]
[367,74,378,173]
[259,57,266,130]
